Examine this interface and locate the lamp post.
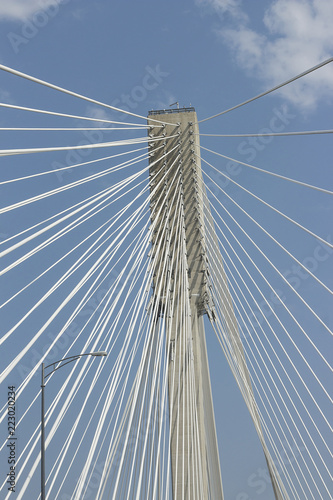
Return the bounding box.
[40,351,107,500]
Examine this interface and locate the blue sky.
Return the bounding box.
[0,1,332,499]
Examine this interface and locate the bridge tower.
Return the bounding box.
[148,108,223,499]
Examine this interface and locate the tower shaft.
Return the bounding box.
[148,108,223,499]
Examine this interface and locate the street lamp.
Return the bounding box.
[40,351,107,500]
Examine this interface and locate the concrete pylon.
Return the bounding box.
[148,108,224,499]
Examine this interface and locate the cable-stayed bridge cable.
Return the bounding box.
[199,154,333,249]
[198,57,333,123]
[200,145,333,195]
[0,63,175,126]
[199,129,333,137]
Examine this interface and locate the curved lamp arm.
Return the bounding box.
[43,351,107,380]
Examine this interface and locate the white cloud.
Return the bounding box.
[0,0,60,21]
[85,105,115,126]
[196,0,247,21]
[0,88,12,102]
[198,0,333,109]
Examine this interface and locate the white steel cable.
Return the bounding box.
[209,281,329,498]
[0,183,152,378]
[204,181,332,391]
[8,205,152,498]
[200,145,333,195]
[204,223,329,496]
[110,294,165,497]
[162,196,189,500]
[200,163,332,294]
[164,180,187,500]
[0,63,175,125]
[0,197,151,432]
[0,166,147,262]
[100,344,145,498]
[198,57,333,123]
[0,217,147,428]
[139,176,184,499]
[0,132,176,161]
[207,221,333,455]
[51,231,153,499]
[129,319,165,498]
[205,248,311,498]
[105,155,182,496]
[58,156,180,496]
[124,179,183,497]
[0,101,149,127]
[0,136,151,157]
[203,183,333,434]
[205,231,331,497]
[0,179,148,291]
[208,318,301,498]
[0,145,151,185]
[0,222,148,450]
[1,143,178,214]
[163,190,192,500]
[0,144,165,256]
[204,210,332,443]
[0,126,149,131]
[199,129,333,137]
[203,167,333,339]
[199,154,333,249]
[77,317,148,500]
[108,158,182,499]
[97,318,150,498]
[0,178,149,311]
[0,153,149,214]
[0,150,171,358]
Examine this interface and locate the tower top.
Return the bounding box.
[148,106,195,116]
